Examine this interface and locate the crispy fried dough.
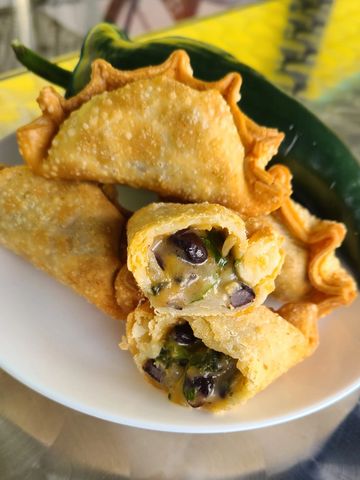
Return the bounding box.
[247,200,357,317]
[126,301,315,412]
[0,166,127,319]
[126,202,284,316]
[17,51,291,217]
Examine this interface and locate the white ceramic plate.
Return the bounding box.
[1,133,359,433]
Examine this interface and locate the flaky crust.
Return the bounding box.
[115,265,143,316]
[0,166,126,319]
[247,200,357,317]
[17,50,291,218]
[126,302,315,412]
[126,202,284,315]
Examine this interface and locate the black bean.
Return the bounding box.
[143,359,165,383]
[169,229,208,264]
[172,323,198,346]
[183,375,214,408]
[230,283,255,308]
[195,376,214,397]
[218,381,231,399]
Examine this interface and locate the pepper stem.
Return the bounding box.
[11,40,72,89]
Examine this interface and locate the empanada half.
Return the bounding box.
[125,301,316,412]
[126,202,284,316]
[17,50,291,218]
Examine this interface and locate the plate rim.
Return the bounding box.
[2,356,360,433]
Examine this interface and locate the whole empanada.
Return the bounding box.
[17,50,291,218]
[0,165,128,319]
[246,199,357,317]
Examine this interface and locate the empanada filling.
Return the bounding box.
[149,228,255,310]
[143,322,239,408]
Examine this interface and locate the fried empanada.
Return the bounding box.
[114,264,143,316]
[17,50,291,218]
[247,199,357,317]
[0,165,127,319]
[125,301,316,411]
[126,202,284,316]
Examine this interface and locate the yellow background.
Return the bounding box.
[0,0,359,138]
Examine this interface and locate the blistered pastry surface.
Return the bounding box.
[247,200,357,317]
[126,302,311,412]
[17,50,291,217]
[0,166,126,319]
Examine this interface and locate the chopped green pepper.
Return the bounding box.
[202,231,228,267]
[145,322,238,408]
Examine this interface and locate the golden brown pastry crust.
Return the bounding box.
[0,165,127,320]
[279,200,357,316]
[115,265,143,316]
[247,200,357,317]
[126,301,315,412]
[277,302,319,352]
[17,50,291,217]
[126,202,284,315]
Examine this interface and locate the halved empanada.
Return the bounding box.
[127,202,284,316]
[17,50,291,218]
[125,301,316,411]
